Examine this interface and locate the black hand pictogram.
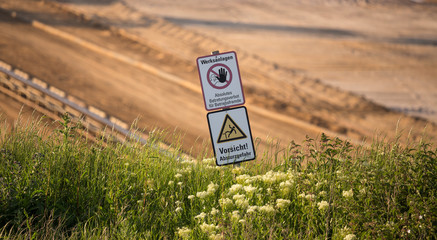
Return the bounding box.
[216,68,227,83]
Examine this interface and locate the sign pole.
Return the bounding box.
[211,50,240,168]
[198,50,255,166]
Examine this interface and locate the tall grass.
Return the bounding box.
[0,115,436,239]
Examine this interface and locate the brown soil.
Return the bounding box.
[0,0,436,155]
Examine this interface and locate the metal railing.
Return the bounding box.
[0,59,146,144]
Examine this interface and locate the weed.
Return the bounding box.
[0,118,435,239]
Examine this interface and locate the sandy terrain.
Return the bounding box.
[0,94,38,128]
[124,0,437,123]
[0,0,436,155]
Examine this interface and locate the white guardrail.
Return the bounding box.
[0,59,146,144]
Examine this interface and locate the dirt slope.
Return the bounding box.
[0,0,436,155]
[47,0,437,140]
[121,0,437,122]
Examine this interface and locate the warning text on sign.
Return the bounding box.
[199,55,234,65]
[208,92,242,108]
[219,143,249,154]
[218,143,252,162]
[219,151,252,162]
[207,106,256,166]
[197,51,245,111]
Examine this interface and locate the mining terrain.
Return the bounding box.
[1,0,436,155]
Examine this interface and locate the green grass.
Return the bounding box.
[0,115,436,239]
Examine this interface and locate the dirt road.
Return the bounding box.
[0,0,436,155]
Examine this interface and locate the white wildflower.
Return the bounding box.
[231,210,240,221]
[210,207,219,216]
[178,182,183,186]
[175,207,183,213]
[188,195,195,200]
[197,191,209,199]
[239,219,246,224]
[199,222,217,234]
[298,193,306,198]
[233,194,249,209]
[247,205,258,214]
[168,181,174,186]
[274,171,288,182]
[342,189,354,198]
[179,167,192,174]
[175,173,183,178]
[236,174,251,183]
[232,194,245,201]
[344,234,356,240]
[229,184,243,194]
[202,158,215,165]
[276,199,291,209]
[206,165,216,170]
[243,185,257,195]
[286,169,297,181]
[180,159,195,165]
[262,171,288,184]
[319,191,327,197]
[232,167,244,175]
[261,171,276,184]
[279,180,293,195]
[259,204,275,214]
[305,194,315,200]
[207,182,219,194]
[279,180,293,189]
[245,178,255,185]
[177,227,191,239]
[209,233,222,240]
[194,212,206,222]
[219,198,233,209]
[317,201,329,211]
[235,199,249,209]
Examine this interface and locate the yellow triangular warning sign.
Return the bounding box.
[217,114,247,143]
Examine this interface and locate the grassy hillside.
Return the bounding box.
[0,115,436,239]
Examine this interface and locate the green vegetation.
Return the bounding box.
[0,115,436,239]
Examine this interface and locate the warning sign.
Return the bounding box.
[197,51,245,111]
[207,106,256,166]
[217,114,247,143]
[207,63,232,89]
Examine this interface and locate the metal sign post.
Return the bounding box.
[197,51,256,166]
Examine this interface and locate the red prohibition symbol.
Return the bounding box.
[206,63,233,89]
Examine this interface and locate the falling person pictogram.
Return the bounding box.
[217,114,247,143]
